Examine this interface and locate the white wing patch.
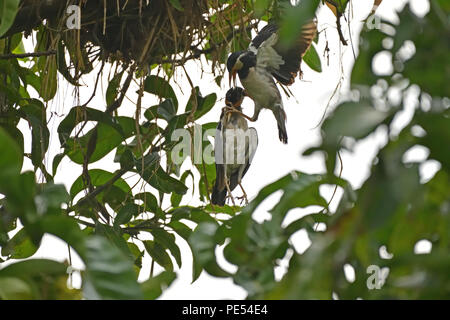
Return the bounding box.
[255,33,284,71]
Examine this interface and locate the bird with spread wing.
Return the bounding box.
[226,20,317,144]
[211,87,258,206]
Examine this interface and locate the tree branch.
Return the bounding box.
[105,64,136,114]
[335,14,348,46]
[75,167,130,208]
[0,50,56,60]
[157,22,259,65]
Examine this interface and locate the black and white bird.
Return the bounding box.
[211,87,258,206]
[226,20,317,144]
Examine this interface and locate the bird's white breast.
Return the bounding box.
[241,68,280,109]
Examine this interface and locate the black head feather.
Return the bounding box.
[227,51,257,81]
[225,87,245,107]
[226,51,243,73]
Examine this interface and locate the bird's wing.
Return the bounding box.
[213,115,225,191]
[228,127,258,191]
[241,127,258,180]
[271,20,317,85]
[249,21,317,86]
[253,28,285,72]
[247,127,258,164]
[249,23,279,53]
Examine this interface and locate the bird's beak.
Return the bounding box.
[228,68,237,87]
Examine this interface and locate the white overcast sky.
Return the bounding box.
[2,0,435,299]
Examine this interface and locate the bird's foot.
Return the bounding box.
[225,181,236,206]
[226,194,236,206]
[236,194,248,206]
[237,183,249,205]
[226,195,237,206]
[223,107,255,122]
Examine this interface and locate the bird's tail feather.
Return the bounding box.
[211,185,227,206]
[274,106,288,144]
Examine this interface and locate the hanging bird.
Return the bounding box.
[211,87,258,206]
[226,20,317,144]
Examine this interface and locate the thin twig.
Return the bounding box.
[313,150,344,232]
[106,64,136,114]
[158,22,258,66]
[335,13,348,46]
[0,50,56,59]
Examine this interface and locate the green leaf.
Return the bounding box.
[269,173,328,223]
[394,4,450,97]
[0,126,22,174]
[34,183,70,215]
[57,41,79,86]
[254,0,271,17]
[168,220,192,241]
[144,75,178,108]
[19,100,50,168]
[0,0,20,37]
[64,116,136,164]
[204,204,239,216]
[168,0,184,12]
[188,222,230,281]
[303,43,322,72]
[52,153,65,176]
[58,106,125,146]
[0,171,38,242]
[322,101,390,147]
[128,242,144,271]
[83,236,142,299]
[185,87,217,120]
[136,154,187,195]
[152,229,182,268]
[1,228,39,259]
[114,202,139,227]
[279,1,319,47]
[162,112,189,145]
[324,0,349,16]
[143,240,174,272]
[170,170,194,207]
[20,67,41,93]
[170,206,217,224]
[39,215,86,259]
[416,110,450,170]
[351,29,385,86]
[0,277,32,299]
[0,205,15,246]
[95,224,135,261]
[358,138,422,230]
[0,259,66,278]
[284,213,330,236]
[39,55,57,101]
[106,71,124,106]
[242,173,299,217]
[135,192,164,217]
[144,105,159,121]
[0,121,23,157]
[141,271,176,299]
[10,33,23,53]
[70,169,131,198]
[196,93,217,119]
[157,99,177,122]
